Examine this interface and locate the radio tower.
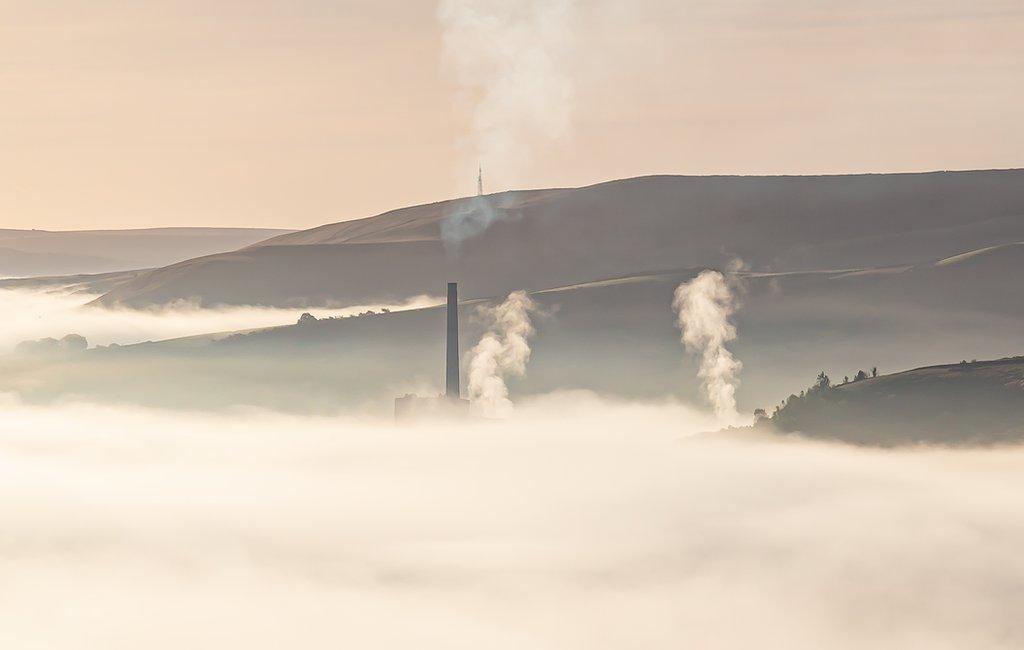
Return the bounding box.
[477,164,484,196]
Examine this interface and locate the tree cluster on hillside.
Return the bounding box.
[295,309,392,327]
[768,366,877,431]
[759,358,1024,444]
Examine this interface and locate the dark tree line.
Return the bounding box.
[765,365,879,426]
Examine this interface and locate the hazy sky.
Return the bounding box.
[2,0,1022,230]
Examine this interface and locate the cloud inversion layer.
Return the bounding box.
[1,392,1022,648]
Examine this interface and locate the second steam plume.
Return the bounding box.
[673,270,744,423]
[467,291,539,417]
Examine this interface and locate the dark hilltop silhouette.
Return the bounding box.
[88,170,1024,308]
[763,357,1024,445]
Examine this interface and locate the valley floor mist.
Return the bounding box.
[1,393,1022,649]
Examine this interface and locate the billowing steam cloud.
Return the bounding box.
[437,0,577,189]
[673,270,743,423]
[466,290,539,417]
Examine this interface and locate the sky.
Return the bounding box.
[1,0,1022,231]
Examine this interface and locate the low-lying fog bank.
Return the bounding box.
[0,287,442,353]
[1,392,1021,649]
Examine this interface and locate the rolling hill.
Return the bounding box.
[3,169,1022,436]
[92,170,1024,308]
[5,249,1022,424]
[768,357,1024,445]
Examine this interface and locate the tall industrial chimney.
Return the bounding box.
[445,282,460,399]
[394,282,468,420]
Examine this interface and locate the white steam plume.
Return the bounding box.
[467,290,539,417]
[673,270,743,423]
[440,194,501,251]
[437,0,577,190]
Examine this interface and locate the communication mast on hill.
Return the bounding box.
[477,164,484,196]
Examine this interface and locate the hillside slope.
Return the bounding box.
[94,170,1024,307]
[7,251,1023,420]
[770,358,1024,445]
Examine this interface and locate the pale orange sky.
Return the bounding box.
[1,0,1022,231]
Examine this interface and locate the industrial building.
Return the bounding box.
[394,282,471,421]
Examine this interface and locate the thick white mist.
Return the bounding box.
[673,270,744,424]
[0,288,441,353]
[466,290,539,417]
[1,392,1023,649]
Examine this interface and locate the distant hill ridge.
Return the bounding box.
[249,189,569,247]
[0,227,294,278]
[93,169,1024,307]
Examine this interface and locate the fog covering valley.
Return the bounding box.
[2,171,1024,647]
[3,395,1024,649]
[4,0,1023,642]
[0,287,443,355]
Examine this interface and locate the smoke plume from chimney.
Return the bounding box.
[673,270,744,423]
[440,195,501,251]
[437,0,577,190]
[466,290,539,417]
